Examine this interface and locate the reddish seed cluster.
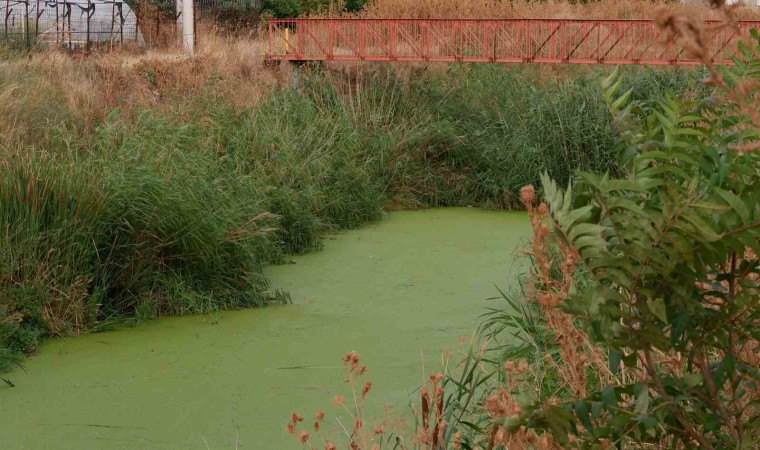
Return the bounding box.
[286,412,305,434]
[343,350,368,378]
[453,431,462,449]
[361,381,372,399]
[286,351,383,450]
[314,410,325,432]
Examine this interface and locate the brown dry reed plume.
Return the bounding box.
[520,185,613,399]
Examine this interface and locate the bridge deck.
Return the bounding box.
[266,18,760,66]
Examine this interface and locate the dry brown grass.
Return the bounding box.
[0,33,277,148]
[359,0,760,20]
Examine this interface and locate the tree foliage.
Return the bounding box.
[260,0,369,18]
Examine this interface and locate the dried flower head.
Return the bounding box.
[453,431,462,449]
[520,185,536,205]
[362,381,373,398]
[429,373,444,385]
[343,350,361,374]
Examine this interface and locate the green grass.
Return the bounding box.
[0,62,709,372]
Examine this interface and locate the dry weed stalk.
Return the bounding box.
[519,185,612,398]
[0,34,276,147]
[480,361,552,450]
[39,274,93,336]
[287,351,402,450]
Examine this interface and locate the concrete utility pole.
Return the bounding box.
[182,0,194,54]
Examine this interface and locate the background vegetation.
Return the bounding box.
[261,0,760,20]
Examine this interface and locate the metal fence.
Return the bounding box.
[0,0,261,50]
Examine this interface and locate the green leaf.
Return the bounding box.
[601,65,620,90]
[633,387,650,415]
[611,88,634,112]
[648,298,668,324]
[601,386,617,406]
[682,373,702,389]
[681,212,723,242]
[545,406,574,444]
[609,350,623,375]
[561,205,593,230]
[591,401,605,420]
[575,400,594,434]
[715,188,750,222]
[676,114,705,123]
[691,200,730,213]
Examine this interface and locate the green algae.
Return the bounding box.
[0,208,528,449]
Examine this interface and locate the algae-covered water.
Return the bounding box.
[0,208,528,449]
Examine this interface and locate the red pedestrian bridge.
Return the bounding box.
[265,18,760,66]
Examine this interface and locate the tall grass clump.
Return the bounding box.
[258,64,707,208]
[0,153,104,351]
[426,64,712,207]
[0,132,287,352]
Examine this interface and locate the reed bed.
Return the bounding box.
[0,41,708,370]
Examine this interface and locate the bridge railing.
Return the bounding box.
[266,18,760,65]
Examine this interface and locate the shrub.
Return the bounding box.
[498,18,760,450]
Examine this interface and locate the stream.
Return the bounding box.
[0,208,528,449]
